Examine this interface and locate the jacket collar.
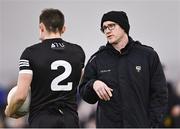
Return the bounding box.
[106,36,134,55]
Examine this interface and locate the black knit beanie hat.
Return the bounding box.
[101,11,130,35]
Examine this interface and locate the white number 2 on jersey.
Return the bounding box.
[51,60,72,91]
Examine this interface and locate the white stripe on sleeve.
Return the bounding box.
[19,70,33,74]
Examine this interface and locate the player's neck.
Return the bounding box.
[44,33,61,40]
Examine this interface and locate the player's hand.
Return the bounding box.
[5,105,10,117]
[93,80,113,101]
[5,105,26,119]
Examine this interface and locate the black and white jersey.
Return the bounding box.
[19,38,85,117]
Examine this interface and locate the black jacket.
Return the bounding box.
[79,37,168,128]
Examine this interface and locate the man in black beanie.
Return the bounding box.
[101,11,130,35]
[79,10,168,128]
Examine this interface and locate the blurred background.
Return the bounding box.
[0,0,180,128]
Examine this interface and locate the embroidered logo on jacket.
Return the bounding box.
[100,69,111,73]
[136,66,141,72]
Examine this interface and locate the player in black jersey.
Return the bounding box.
[5,8,85,128]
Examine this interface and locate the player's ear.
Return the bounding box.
[39,23,46,41]
[61,26,66,34]
[39,23,45,32]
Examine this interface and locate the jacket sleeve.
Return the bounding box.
[79,56,99,104]
[149,51,168,127]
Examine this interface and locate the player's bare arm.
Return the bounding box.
[5,73,32,118]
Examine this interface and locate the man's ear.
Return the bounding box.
[39,23,45,33]
[39,23,46,41]
[61,26,66,34]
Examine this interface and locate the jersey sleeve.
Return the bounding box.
[19,48,33,74]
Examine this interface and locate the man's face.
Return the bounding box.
[102,21,126,45]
